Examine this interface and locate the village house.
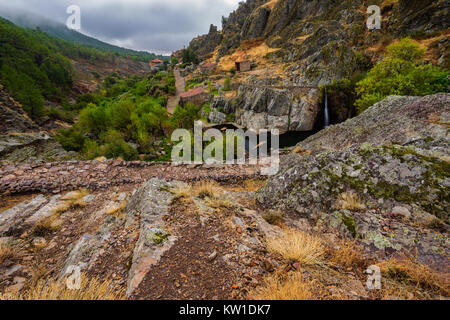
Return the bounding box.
[180,87,209,107]
[150,59,164,71]
[235,60,251,72]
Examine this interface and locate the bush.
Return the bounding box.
[170,103,202,129]
[100,130,138,160]
[355,38,449,113]
[182,49,199,65]
[55,128,86,152]
[78,103,109,136]
[224,77,231,91]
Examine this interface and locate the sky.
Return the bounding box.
[0,0,241,55]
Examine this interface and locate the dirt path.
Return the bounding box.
[0,160,263,195]
[166,69,185,115]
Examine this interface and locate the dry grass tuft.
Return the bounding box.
[191,181,221,199]
[0,274,125,300]
[379,257,450,296]
[293,146,311,156]
[328,238,366,269]
[205,197,234,209]
[104,201,127,217]
[267,229,325,266]
[262,210,283,225]
[53,189,89,214]
[0,242,21,264]
[170,181,222,200]
[250,272,316,300]
[336,191,365,211]
[31,214,63,237]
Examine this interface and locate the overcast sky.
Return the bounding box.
[0,0,241,55]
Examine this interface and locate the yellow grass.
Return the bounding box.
[379,257,450,296]
[191,181,221,199]
[31,214,63,236]
[0,242,20,264]
[267,229,325,266]
[336,191,365,211]
[0,275,125,300]
[53,189,89,214]
[104,200,127,217]
[328,238,365,269]
[205,197,234,209]
[250,272,316,300]
[171,181,222,200]
[262,0,280,10]
[215,39,279,72]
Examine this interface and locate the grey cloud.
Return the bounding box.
[0,0,240,54]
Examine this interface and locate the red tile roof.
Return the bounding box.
[151,59,164,63]
[180,87,205,98]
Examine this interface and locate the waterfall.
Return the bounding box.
[324,88,330,128]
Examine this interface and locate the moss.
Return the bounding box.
[153,231,170,245]
[341,214,358,238]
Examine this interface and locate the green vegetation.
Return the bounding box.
[56,71,203,161]
[0,17,168,121]
[355,38,449,113]
[0,18,73,118]
[182,48,199,65]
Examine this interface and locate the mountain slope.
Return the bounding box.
[0,9,167,62]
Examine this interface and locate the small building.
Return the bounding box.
[200,63,217,74]
[235,60,251,72]
[150,59,164,71]
[180,88,209,107]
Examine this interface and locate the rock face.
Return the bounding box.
[125,179,177,296]
[257,94,450,267]
[0,85,75,164]
[189,0,448,131]
[208,110,227,124]
[234,84,320,132]
[188,24,223,57]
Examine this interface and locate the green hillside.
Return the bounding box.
[0,11,167,62]
[0,17,160,119]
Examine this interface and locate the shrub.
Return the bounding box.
[355,38,449,113]
[224,77,231,91]
[98,130,138,160]
[55,127,86,152]
[78,103,109,137]
[182,49,199,65]
[170,103,202,129]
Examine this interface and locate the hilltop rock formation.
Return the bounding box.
[0,85,76,164]
[257,94,450,267]
[188,24,223,58]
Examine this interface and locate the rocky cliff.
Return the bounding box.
[189,0,449,132]
[0,85,76,164]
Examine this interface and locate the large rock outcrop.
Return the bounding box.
[0,85,75,164]
[233,84,320,132]
[188,24,223,58]
[257,94,450,267]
